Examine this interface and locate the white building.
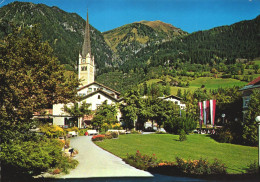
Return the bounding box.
[159,95,186,110]
[53,12,122,128]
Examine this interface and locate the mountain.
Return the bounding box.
[124,15,260,72]
[103,21,187,63]
[0,1,115,74]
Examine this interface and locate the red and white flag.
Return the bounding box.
[210,100,216,126]
[203,101,207,125]
[198,102,203,125]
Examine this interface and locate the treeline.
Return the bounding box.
[120,15,260,73]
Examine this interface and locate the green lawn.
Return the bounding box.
[189,77,247,89]
[95,134,257,174]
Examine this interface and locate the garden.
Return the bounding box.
[94,134,258,175]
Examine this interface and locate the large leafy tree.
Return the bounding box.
[0,26,80,179]
[120,90,143,130]
[0,25,79,126]
[92,100,118,131]
[63,101,92,128]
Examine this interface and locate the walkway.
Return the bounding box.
[61,136,153,179]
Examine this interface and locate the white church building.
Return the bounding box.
[53,12,122,128]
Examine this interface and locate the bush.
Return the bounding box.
[246,161,258,174]
[179,129,187,141]
[215,129,233,143]
[40,124,65,138]
[175,157,226,175]
[0,138,78,176]
[52,168,61,174]
[164,116,196,134]
[130,129,141,134]
[104,132,113,139]
[111,132,119,138]
[92,135,105,141]
[123,150,159,170]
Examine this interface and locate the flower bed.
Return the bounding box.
[92,135,105,141]
[124,151,227,176]
[123,150,158,170]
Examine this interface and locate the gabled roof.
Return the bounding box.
[78,81,121,95]
[163,95,182,100]
[79,89,121,102]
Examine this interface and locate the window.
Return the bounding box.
[96,104,101,109]
[94,88,97,91]
[81,66,87,71]
[243,96,250,108]
[98,95,101,99]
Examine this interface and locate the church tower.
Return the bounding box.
[79,11,95,86]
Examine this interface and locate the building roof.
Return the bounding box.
[239,76,260,91]
[163,95,183,100]
[78,81,121,95]
[247,76,260,86]
[80,89,122,102]
[81,10,91,58]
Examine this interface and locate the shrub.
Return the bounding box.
[164,116,196,134]
[111,132,119,138]
[130,129,141,134]
[179,129,187,141]
[104,132,113,139]
[92,135,105,142]
[0,138,78,176]
[40,124,65,138]
[175,157,226,175]
[78,129,89,136]
[52,168,61,174]
[123,150,159,170]
[215,129,233,143]
[246,161,258,174]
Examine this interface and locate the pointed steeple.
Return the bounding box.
[82,10,91,58]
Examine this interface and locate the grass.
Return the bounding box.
[95,134,257,174]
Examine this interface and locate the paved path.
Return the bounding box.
[61,136,153,179]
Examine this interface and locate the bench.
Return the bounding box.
[68,131,78,137]
[87,130,98,136]
[107,129,126,134]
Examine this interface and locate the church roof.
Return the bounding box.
[79,89,123,102]
[81,10,91,58]
[78,81,121,95]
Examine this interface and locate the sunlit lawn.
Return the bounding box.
[95,134,257,174]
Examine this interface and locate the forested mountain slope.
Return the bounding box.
[103,20,187,64]
[125,15,260,72]
[0,1,115,74]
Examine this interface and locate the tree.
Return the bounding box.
[0,25,79,128]
[242,90,260,146]
[92,100,118,131]
[0,25,79,179]
[120,90,142,130]
[63,101,91,128]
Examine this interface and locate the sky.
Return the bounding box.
[0,0,259,33]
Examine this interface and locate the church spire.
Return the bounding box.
[82,10,91,58]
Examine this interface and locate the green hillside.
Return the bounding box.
[103,21,187,63]
[0,1,116,74]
